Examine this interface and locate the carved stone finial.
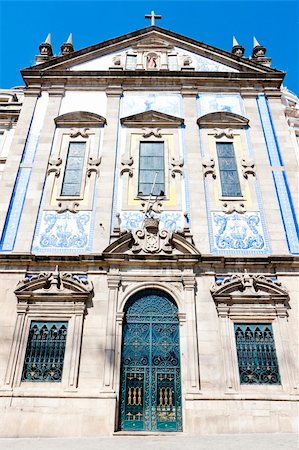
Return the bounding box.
[61,33,74,55]
[252,37,266,58]
[251,37,271,66]
[232,36,245,57]
[38,33,53,57]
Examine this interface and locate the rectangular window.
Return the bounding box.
[126,54,137,70]
[234,323,281,385]
[216,142,242,197]
[61,142,86,196]
[21,321,68,382]
[138,142,165,196]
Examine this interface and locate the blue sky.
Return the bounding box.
[0,0,298,93]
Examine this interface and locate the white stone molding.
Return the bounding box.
[69,128,90,138]
[241,157,256,178]
[142,127,162,138]
[47,157,62,177]
[202,156,216,178]
[210,272,291,392]
[132,217,173,254]
[87,156,102,177]
[45,112,105,212]
[222,201,246,214]
[120,154,134,177]
[212,128,234,139]
[3,267,93,391]
[170,157,184,177]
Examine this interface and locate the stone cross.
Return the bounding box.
[145,10,162,26]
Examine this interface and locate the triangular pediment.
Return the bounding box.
[21,27,283,78]
[120,109,184,127]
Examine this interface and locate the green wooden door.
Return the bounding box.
[119,289,182,432]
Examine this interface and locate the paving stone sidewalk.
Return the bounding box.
[0,433,298,450]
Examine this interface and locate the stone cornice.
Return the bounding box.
[0,253,298,271]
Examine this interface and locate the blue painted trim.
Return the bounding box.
[272,172,299,254]
[256,94,282,167]
[198,95,271,255]
[0,168,31,251]
[282,170,299,238]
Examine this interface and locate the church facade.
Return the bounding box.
[0,23,298,436]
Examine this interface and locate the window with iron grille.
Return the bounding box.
[138,141,165,196]
[216,142,242,197]
[21,321,68,382]
[234,323,281,385]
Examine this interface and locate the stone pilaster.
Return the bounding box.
[181,89,209,253]
[103,270,121,390]
[14,88,64,252]
[93,86,123,252]
[0,90,40,236]
[182,269,200,392]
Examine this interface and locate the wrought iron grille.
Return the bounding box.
[119,289,182,432]
[21,321,68,382]
[234,323,281,384]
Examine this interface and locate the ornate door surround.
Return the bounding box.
[119,289,182,432]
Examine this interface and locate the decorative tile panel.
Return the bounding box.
[121,93,182,118]
[32,210,94,253]
[197,94,243,116]
[210,211,268,254]
[175,48,238,73]
[257,94,299,254]
[120,211,185,233]
[0,93,49,252]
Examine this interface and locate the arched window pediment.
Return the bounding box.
[15,267,93,302]
[211,273,290,318]
[54,111,107,128]
[197,111,249,128]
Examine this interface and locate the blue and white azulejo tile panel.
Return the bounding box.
[119,211,185,233]
[120,93,182,118]
[197,94,243,116]
[210,211,270,254]
[32,211,93,253]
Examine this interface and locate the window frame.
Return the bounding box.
[233,322,281,385]
[137,140,166,197]
[216,141,242,198]
[3,270,93,391]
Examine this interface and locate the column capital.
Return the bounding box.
[105,85,123,96]
[181,86,198,97]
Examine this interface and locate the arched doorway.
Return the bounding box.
[119,289,182,432]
